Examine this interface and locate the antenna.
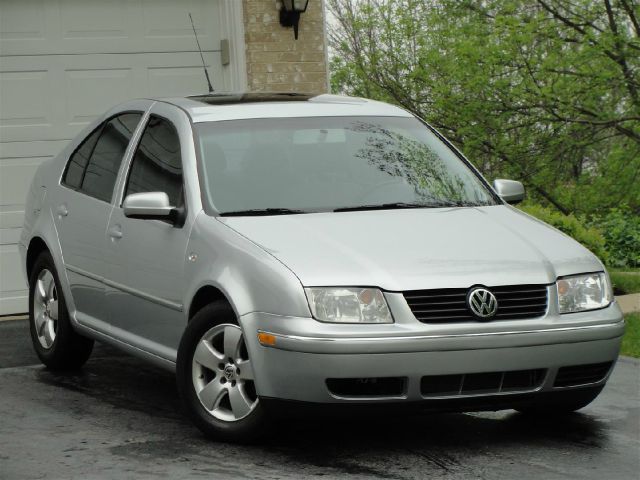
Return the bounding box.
[189,12,214,93]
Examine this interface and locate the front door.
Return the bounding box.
[104,104,192,360]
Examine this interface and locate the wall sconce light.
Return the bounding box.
[279,0,310,40]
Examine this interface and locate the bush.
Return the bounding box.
[588,208,640,269]
[518,204,609,262]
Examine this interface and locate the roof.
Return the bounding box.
[157,92,413,123]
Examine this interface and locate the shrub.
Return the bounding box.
[589,208,640,269]
[518,204,609,263]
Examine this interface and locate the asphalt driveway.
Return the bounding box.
[1,319,638,480]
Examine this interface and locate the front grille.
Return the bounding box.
[404,284,549,323]
[421,369,546,397]
[554,362,613,387]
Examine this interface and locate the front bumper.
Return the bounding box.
[241,295,624,404]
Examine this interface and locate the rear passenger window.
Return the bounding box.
[62,113,142,201]
[80,113,142,202]
[124,115,183,207]
[62,128,101,190]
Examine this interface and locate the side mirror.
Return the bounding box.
[123,192,175,220]
[493,179,525,204]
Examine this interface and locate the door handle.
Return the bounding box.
[108,225,123,240]
[56,205,68,217]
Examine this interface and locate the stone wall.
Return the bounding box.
[242,0,328,93]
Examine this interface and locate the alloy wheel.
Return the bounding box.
[33,269,58,349]
[192,324,258,422]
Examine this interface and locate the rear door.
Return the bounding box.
[104,103,194,359]
[51,111,143,327]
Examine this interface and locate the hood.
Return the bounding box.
[218,205,603,291]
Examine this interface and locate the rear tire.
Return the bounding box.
[515,387,603,415]
[176,301,269,443]
[28,251,93,370]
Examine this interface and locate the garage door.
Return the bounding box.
[0,0,242,315]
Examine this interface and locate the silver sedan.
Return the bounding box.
[20,93,624,442]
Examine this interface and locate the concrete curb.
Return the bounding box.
[617,294,640,315]
[618,355,640,364]
[0,315,27,323]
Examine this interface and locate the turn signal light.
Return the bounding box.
[258,332,276,346]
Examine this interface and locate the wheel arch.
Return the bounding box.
[188,284,234,321]
[26,236,51,281]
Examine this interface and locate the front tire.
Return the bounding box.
[176,301,269,442]
[28,251,93,370]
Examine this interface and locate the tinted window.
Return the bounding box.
[125,116,183,207]
[79,113,142,202]
[62,128,102,189]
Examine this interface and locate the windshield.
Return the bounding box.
[196,116,497,215]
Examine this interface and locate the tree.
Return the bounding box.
[328,0,640,215]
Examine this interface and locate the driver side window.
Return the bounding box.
[125,115,183,207]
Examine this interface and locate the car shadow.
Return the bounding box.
[258,411,608,476]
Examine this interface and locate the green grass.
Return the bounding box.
[610,267,640,273]
[610,271,640,295]
[621,313,640,358]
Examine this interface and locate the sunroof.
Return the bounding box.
[188,92,314,105]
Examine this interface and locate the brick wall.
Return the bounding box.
[243,0,328,93]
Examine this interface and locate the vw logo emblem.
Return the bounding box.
[223,365,236,381]
[467,287,498,319]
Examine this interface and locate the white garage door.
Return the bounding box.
[0,0,244,314]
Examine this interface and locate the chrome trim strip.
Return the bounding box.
[421,384,544,400]
[259,321,624,345]
[66,263,102,282]
[328,393,408,402]
[66,264,183,312]
[551,379,607,390]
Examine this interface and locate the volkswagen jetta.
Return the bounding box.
[20,93,624,442]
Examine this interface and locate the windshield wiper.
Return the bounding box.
[429,200,488,207]
[219,208,307,217]
[334,201,489,212]
[333,202,430,212]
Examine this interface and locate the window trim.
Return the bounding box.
[60,110,144,204]
[120,113,188,227]
[163,100,216,218]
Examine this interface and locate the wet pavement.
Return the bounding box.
[1,319,639,480]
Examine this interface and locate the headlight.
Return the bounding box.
[305,287,393,323]
[557,272,612,314]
